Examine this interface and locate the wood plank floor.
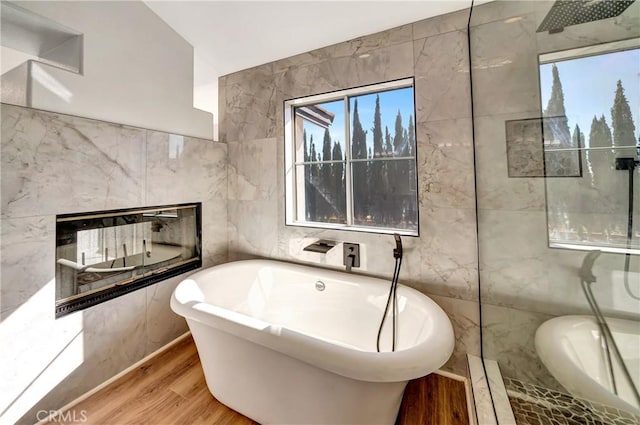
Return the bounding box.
[50,335,468,425]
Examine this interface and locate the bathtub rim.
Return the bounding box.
[171,258,455,383]
[535,314,640,415]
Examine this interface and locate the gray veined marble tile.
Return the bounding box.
[414,30,472,122]
[416,118,475,210]
[145,275,188,354]
[413,9,470,40]
[469,13,541,118]
[276,41,414,105]
[272,24,414,74]
[145,130,227,205]
[419,207,479,302]
[474,114,547,212]
[482,303,562,391]
[223,64,280,143]
[217,75,228,142]
[201,200,229,268]
[227,138,277,202]
[0,215,55,320]
[430,294,480,376]
[469,0,536,27]
[1,104,146,218]
[228,199,279,261]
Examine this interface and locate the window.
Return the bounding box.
[284,79,419,235]
[538,39,640,254]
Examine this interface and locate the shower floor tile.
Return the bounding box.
[505,377,639,425]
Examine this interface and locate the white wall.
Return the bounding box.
[1,1,212,139]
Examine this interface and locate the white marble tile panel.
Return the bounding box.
[419,207,479,301]
[414,30,471,122]
[145,131,226,205]
[417,119,475,210]
[227,138,277,201]
[223,64,279,143]
[145,275,188,354]
[201,200,228,268]
[477,208,640,317]
[413,9,470,40]
[482,303,562,391]
[469,0,535,27]
[1,105,146,218]
[470,14,541,118]
[272,24,414,74]
[474,114,546,212]
[276,41,414,104]
[228,199,279,261]
[431,294,481,376]
[0,215,55,320]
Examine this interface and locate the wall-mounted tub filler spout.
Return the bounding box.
[343,243,360,272]
[303,239,336,254]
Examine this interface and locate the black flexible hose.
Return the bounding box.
[623,165,639,300]
[392,257,402,351]
[377,257,401,352]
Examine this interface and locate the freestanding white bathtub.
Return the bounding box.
[171,259,454,425]
[535,315,640,416]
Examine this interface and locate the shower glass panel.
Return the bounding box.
[469,1,640,423]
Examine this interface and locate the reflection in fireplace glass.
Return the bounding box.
[55,203,201,317]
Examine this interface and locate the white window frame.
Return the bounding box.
[284,78,418,236]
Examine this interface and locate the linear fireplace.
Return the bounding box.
[55,203,202,317]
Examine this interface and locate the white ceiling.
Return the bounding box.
[144,0,481,80]
[144,0,491,135]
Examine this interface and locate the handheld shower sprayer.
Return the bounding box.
[579,250,601,284]
[393,233,403,259]
[377,233,403,352]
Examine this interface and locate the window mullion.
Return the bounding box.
[343,95,353,227]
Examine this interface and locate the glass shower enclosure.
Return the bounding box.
[469,1,639,423]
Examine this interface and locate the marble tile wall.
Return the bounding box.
[470,0,640,395]
[0,104,227,424]
[221,9,479,376]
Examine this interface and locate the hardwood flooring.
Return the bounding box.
[50,335,468,425]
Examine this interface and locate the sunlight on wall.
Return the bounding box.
[0,279,84,425]
[31,64,73,104]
